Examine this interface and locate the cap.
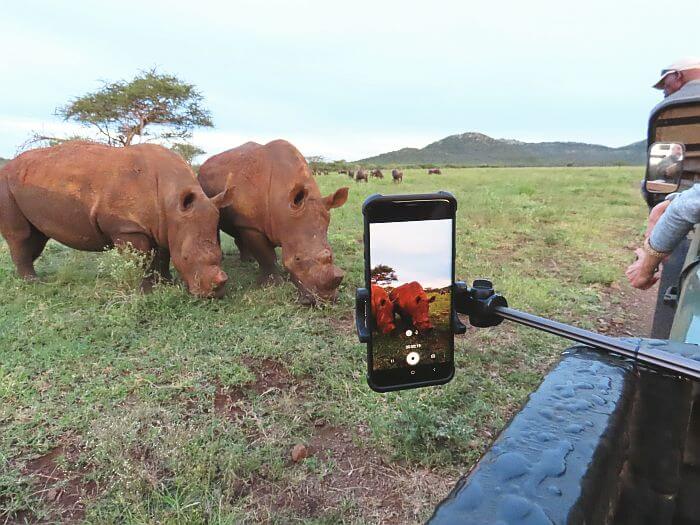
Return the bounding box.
[653,57,700,89]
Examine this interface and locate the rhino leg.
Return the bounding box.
[5,227,48,280]
[235,228,282,285]
[0,186,48,279]
[154,249,172,282]
[233,233,255,263]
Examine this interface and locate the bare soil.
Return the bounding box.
[13,443,97,524]
[597,280,657,338]
[251,424,454,524]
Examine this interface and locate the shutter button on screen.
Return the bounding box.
[406,352,420,366]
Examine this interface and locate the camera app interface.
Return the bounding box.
[370,219,453,371]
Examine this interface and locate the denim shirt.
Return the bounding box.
[649,184,700,253]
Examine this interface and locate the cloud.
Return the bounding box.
[370,220,452,288]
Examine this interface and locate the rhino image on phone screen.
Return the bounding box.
[369,219,452,372]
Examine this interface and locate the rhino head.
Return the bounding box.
[165,183,234,298]
[275,181,349,304]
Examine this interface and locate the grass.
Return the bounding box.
[0,166,647,524]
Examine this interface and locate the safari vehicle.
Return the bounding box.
[644,91,700,339]
[355,100,700,523]
[357,275,700,523]
[422,100,700,524]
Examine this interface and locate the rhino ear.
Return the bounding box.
[324,187,349,209]
[210,173,235,209]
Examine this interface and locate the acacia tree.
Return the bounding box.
[371,264,398,286]
[57,68,213,146]
[170,142,205,165]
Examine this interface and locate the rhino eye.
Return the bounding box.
[181,192,196,211]
[291,187,307,209]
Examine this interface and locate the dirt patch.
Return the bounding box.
[597,280,657,338]
[246,358,294,394]
[251,424,454,524]
[16,444,97,524]
[214,358,301,419]
[214,386,246,419]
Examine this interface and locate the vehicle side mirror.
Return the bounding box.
[646,142,685,194]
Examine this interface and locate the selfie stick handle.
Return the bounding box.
[455,280,700,381]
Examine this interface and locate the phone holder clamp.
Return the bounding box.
[355,288,371,343]
[454,279,508,328]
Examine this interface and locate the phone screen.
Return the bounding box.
[366,198,455,390]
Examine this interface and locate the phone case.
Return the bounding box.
[362,191,457,392]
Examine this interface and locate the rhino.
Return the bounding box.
[371,284,395,334]
[390,281,435,332]
[0,141,233,297]
[198,140,349,304]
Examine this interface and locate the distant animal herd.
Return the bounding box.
[317,167,443,183]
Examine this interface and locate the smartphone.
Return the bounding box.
[363,192,456,392]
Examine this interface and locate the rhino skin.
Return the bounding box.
[371,284,395,334]
[0,141,233,297]
[198,140,349,303]
[389,281,435,332]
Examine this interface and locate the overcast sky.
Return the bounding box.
[370,220,452,289]
[2,0,698,161]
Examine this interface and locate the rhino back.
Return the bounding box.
[5,142,172,251]
[199,141,276,233]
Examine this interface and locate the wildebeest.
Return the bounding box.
[0,141,232,297]
[355,169,368,182]
[371,169,383,179]
[391,169,403,183]
[198,140,349,304]
[371,284,396,334]
[390,281,435,331]
[428,168,442,174]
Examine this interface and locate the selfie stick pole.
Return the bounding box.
[455,280,700,381]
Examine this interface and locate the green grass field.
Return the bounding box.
[0,167,647,524]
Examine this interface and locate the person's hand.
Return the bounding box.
[645,200,671,238]
[626,248,661,290]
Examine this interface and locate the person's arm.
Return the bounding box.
[645,199,672,238]
[627,185,700,290]
[649,184,700,253]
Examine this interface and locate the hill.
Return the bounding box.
[359,132,646,167]
[0,158,8,168]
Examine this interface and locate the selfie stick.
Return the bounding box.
[454,279,700,381]
[355,280,700,381]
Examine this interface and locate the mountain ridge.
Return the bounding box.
[358,132,646,166]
